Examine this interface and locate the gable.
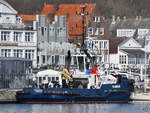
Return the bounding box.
[0,1,17,14]
[119,38,142,48]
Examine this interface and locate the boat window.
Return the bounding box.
[56,77,59,80]
[78,56,84,72]
[73,56,78,68]
[52,77,55,81]
[48,77,51,82]
[39,77,42,83]
[43,77,46,80]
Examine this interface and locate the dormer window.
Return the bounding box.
[99,28,104,35]
[88,27,93,35]
[93,16,100,22]
[16,16,22,24]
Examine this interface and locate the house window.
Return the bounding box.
[43,55,45,64]
[99,41,103,49]
[119,55,126,64]
[14,49,22,58]
[16,17,22,24]
[99,28,104,35]
[14,32,22,42]
[1,31,10,41]
[25,32,33,42]
[41,27,44,36]
[95,28,98,35]
[104,41,107,49]
[59,55,65,65]
[25,50,34,60]
[88,27,93,35]
[93,16,100,22]
[1,49,11,57]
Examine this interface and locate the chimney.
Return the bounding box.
[102,16,105,21]
[123,16,126,21]
[136,16,138,20]
[112,15,116,22]
[112,15,116,24]
[117,16,120,22]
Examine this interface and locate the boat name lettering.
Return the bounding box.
[34,89,43,93]
[112,85,120,88]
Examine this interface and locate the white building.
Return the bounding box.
[110,37,150,70]
[117,28,150,39]
[85,38,109,64]
[117,29,136,37]
[0,0,37,67]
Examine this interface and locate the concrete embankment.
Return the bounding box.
[0,89,22,103]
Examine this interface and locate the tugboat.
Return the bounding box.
[16,5,134,103]
[16,49,135,104]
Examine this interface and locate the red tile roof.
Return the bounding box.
[41,4,56,15]
[18,14,36,26]
[41,4,96,40]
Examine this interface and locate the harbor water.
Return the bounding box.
[0,102,150,113]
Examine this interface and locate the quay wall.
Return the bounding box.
[0,89,22,103]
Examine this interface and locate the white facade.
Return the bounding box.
[85,38,109,63]
[0,0,37,67]
[0,29,37,67]
[138,29,150,39]
[0,0,17,24]
[117,38,148,69]
[117,29,136,37]
[109,53,119,68]
[38,41,76,67]
[117,28,150,39]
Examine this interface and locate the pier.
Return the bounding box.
[0,89,22,103]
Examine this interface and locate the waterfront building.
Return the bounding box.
[20,14,75,68]
[0,0,38,68]
[35,15,72,67]
[110,36,150,71]
[0,57,32,88]
[84,5,109,64]
[34,15,68,43]
[41,3,96,45]
[85,38,109,64]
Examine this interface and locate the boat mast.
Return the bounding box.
[80,5,86,47]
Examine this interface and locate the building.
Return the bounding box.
[109,35,150,71]
[35,15,68,43]
[20,13,75,67]
[0,57,32,88]
[0,0,37,67]
[104,15,150,39]
[41,3,96,45]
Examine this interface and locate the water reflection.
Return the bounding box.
[0,102,149,113]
